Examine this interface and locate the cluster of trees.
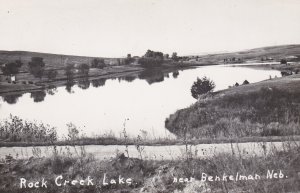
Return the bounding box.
[91,58,106,69]
[138,49,179,68]
[144,50,164,59]
[1,56,107,83]
[138,57,164,68]
[138,50,164,68]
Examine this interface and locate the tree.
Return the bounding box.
[65,64,74,81]
[91,58,105,69]
[1,60,23,77]
[280,59,287,65]
[65,64,75,81]
[46,69,58,81]
[243,80,250,85]
[171,52,178,61]
[190,76,215,99]
[144,50,164,59]
[124,54,134,65]
[78,63,90,76]
[28,57,45,79]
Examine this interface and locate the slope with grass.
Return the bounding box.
[194,44,300,64]
[165,74,300,139]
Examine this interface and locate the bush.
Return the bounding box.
[138,57,163,68]
[91,58,106,69]
[243,80,249,85]
[280,59,287,65]
[46,69,58,80]
[1,60,23,76]
[190,76,215,99]
[28,57,45,78]
[0,115,57,142]
[65,64,75,80]
[78,63,90,76]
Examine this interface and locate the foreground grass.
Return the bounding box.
[0,141,299,193]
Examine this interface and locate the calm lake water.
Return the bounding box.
[0,65,281,138]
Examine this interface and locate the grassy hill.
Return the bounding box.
[165,73,300,139]
[194,44,300,64]
[0,50,118,70]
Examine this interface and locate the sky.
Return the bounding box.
[0,0,300,57]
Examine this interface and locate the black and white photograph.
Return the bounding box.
[1,0,300,192]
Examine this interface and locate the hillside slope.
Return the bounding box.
[195,44,300,63]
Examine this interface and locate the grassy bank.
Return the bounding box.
[165,73,300,139]
[0,139,299,192]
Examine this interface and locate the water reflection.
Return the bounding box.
[78,78,90,90]
[173,71,179,78]
[2,94,23,104]
[117,75,136,83]
[138,69,165,85]
[46,85,57,96]
[91,78,106,88]
[30,91,46,102]
[65,80,75,93]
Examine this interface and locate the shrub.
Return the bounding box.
[138,57,163,68]
[243,80,249,85]
[46,69,58,80]
[91,58,106,69]
[65,64,75,80]
[78,63,90,76]
[280,59,287,65]
[28,57,45,78]
[190,76,215,99]
[0,115,57,142]
[1,60,22,76]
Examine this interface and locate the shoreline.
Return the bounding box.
[0,63,212,96]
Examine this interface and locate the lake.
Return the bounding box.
[0,65,281,138]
